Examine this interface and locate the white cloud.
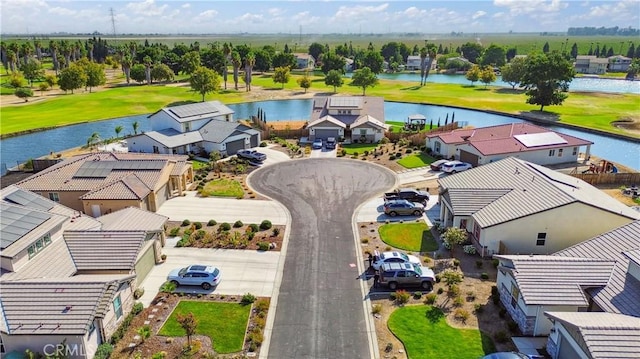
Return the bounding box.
[182,3,190,9]
[472,10,487,20]
[268,8,286,17]
[195,9,218,22]
[48,6,76,16]
[125,0,168,17]
[237,12,265,24]
[401,6,427,19]
[494,0,567,15]
[332,3,390,23]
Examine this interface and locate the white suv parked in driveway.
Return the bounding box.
[372,251,421,270]
[441,160,473,174]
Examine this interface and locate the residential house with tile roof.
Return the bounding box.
[294,53,315,70]
[544,312,640,359]
[425,123,593,166]
[438,157,639,256]
[307,95,389,143]
[0,186,168,358]
[15,152,193,216]
[493,220,640,340]
[126,101,260,156]
[574,55,609,74]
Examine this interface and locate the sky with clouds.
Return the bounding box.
[1,0,638,35]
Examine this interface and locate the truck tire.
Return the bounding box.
[389,211,397,217]
[413,210,422,216]
[421,281,433,291]
[389,282,398,290]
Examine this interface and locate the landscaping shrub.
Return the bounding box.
[183,228,193,236]
[93,344,113,359]
[133,288,145,300]
[405,148,412,154]
[194,222,202,230]
[424,293,438,304]
[220,222,231,231]
[255,299,270,313]
[341,149,347,156]
[491,285,499,297]
[395,290,411,304]
[475,260,483,269]
[389,292,398,301]
[361,237,369,244]
[494,331,509,343]
[260,220,272,230]
[499,308,507,318]
[272,227,280,236]
[385,343,394,353]
[249,223,259,232]
[380,137,389,144]
[481,272,489,280]
[258,241,270,251]
[464,245,477,255]
[372,304,382,315]
[437,288,444,295]
[207,219,217,226]
[259,141,267,147]
[452,258,460,267]
[492,259,500,268]
[169,227,180,236]
[448,284,460,297]
[181,219,191,227]
[454,308,470,323]
[466,291,476,302]
[453,295,464,307]
[233,220,243,228]
[493,295,501,306]
[241,293,257,304]
[160,281,177,293]
[508,321,520,333]
[474,303,484,314]
[413,291,423,299]
[151,352,167,359]
[194,230,206,240]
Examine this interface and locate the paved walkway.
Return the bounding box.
[396,166,444,185]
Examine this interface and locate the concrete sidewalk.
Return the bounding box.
[396,166,444,185]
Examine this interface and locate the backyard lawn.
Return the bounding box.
[388,306,496,359]
[199,178,244,198]
[397,152,437,169]
[378,222,438,252]
[158,300,251,354]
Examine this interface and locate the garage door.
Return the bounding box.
[226,139,246,155]
[558,334,580,359]
[314,129,340,141]
[250,134,259,148]
[155,183,170,209]
[459,150,479,167]
[135,242,156,283]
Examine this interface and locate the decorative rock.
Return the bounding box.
[148,314,155,319]
[246,353,257,357]
[155,302,163,306]
[166,337,174,343]
[133,335,141,341]
[374,314,382,319]
[128,343,136,348]
[144,321,150,325]
[398,349,404,353]
[152,308,158,313]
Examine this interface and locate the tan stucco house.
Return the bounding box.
[438,157,639,256]
[16,152,193,217]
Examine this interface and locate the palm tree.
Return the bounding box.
[222,43,231,90]
[60,40,72,68]
[244,52,255,92]
[0,42,8,73]
[424,45,437,85]
[115,125,123,138]
[132,121,139,135]
[121,53,132,84]
[6,50,17,73]
[20,42,33,66]
[231,51,241,90]
[33,40,42,61]
[87,132,101,150]
[8,42,19,71]
[419,47,428,86]
[128,41,137,59]
[143,55,152,85]
[49,40,60,73]
[87,42,94,62]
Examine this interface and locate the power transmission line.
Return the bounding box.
[109,8,117,39]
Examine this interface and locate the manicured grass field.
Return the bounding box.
[388,306,496,359]
[200,178,244,198]
[340,143,380,155]
[2,72,638,139]
[397,153,437,169]
[191,160,208,171]
[378,222,438,252]
[158,300,251,354]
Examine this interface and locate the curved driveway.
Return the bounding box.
[249,158,396,359]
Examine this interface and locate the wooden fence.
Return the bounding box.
[385,122,459,146]
[570,172,640,186]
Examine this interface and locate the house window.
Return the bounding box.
[89,320,96,335]
[548,149,556,156]
[558,148,563,157]
[572,147,578,156]
[360,129,367,135]
[536,232,546,246]
[0,335,4,354]
[510,283,520,308]
[473,222,481,241]
[48,192,60,202]
[113,295,123,319]
[434,142,441,153]
[27,233,52,259]
[184,123,191,132]
[152,146,159,154]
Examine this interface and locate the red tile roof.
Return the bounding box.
[427,123,593,156]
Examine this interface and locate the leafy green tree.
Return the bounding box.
[181,51,201,75]
[130,64,146,83]
[38,82,49,96]
[200,47,226,75]
[272,66,291,89]
[442,227,468,256]
[137,325,151,343]
[570,43,579,59]
[324,70,343,92]
[271,52,296,69]
[480,66,497,88]
[320,51,346,75]
[177,312,198,347]
[362,50,384,74]
[190,66,221,101]
[84,61,106,92]
[521,51,575,111]
[253,49,272,72]
[20,58,44,86]
[58,64,87,93]
[465,65,481,85]
[350,66,378,95]
[8,72,26,88]
[500,56,527,89]
[308,42,325,64]
[297,73,312,93]
[151,63,174,82]
[440,269,464,287]
[480,44,506,67]
[45,74,58,88]
[460,42,484,63]
[15,87,33,102]
[627,58,640,79]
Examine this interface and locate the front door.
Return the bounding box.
[91,204,101,217]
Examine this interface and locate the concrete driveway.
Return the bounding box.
[138,237,281,306]
[249,158,396,359]
[356,195,441,225]
[254,146,291,166]
[157,193,288,225]
[309,147,337,158]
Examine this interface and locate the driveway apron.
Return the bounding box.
[249,159,396,359]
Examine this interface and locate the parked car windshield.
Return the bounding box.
[400,253,409,261]
[412,264,422,275]
[179,267,188,276]
[212,268,220,277]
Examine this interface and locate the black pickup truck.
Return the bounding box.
[383,188,430,204]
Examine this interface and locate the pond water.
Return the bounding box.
[2,100,638,174]
[345,73,640,94]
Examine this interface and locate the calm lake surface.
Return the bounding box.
[2,100,638,174]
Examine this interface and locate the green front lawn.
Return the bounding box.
[159,300,251,354]
[378,222,438,252]
[389,306,496,359]
[397,153,437,169]
[191,160,209,171]
[340,143,380,155]
[200,178,244,198]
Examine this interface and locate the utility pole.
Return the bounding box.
[110,8,117,40]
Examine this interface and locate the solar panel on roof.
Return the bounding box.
[73,161,114,178]
[514,132,568,148]
[0,204,51,248]
[328,97,361,108]
[169,102,220,119]
[4,190,55,211]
